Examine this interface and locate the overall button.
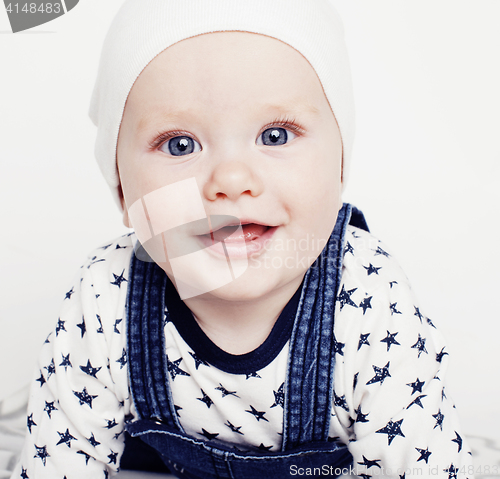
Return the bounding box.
[150,416,165,425]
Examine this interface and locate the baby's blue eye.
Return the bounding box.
[162,136,201,156]
[258,127,296,146]
[261,128,287,146]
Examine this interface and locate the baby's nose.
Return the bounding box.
[203,160,264,201]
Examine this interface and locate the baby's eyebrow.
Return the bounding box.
[262,102,321,118]
[136,110,193,134]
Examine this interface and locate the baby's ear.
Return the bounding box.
[118,186,132,228]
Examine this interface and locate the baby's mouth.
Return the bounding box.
[193,218,278,259]
[205,223,270,243]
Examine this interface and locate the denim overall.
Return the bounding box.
[122,203,369,478]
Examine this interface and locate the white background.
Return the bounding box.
[1,0,499,448]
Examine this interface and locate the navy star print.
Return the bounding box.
[363,263,382,275]
[373,246,390,257]
[34,445,50,466]
[452,432,463,452]
[359,296,373,314]
[76,317,86,338]
[407,394,427,409]
[116,348,127,369]
[200,429,219,441]
[88,256,105,268]
[174,405,182,417]
[258,443,273,451]
[113,318,122,334]
[27,414,37,433]
[333,333,345,355]
[80,360,101,378]
[358,456,381,469]
[245,405,269,422]
[110,269,127,288]
[411,334,428,357]
[358,333,370,350]
[366,362,391,385]
[95,314,104,334]
[167,357,190,380]
[87,433,101,447]
[390,302,402,315]
[416,447,432,464]
[73,387,98,408]
[215,383,239,398]
[414,306,424,323]
[225,421,244,435]
[55,319,66,336]
[407,378,425,395]
[36,372,46,387]
[354,406,369,423]
[436,347,449,363]
[380,331,400,351]
[43,359,55,379]
[270,383,284,408]
[197,389,214,408]
[189,351,209,369]
[345,241,354,255]
[444,464,459,479]
[56,429,77,448]
[104,419,118,429]
[333,392,349,412]
[59,354,72,370]
[43,401,57,418]
[433,409,445,431]
[338,285,358,310]
[107,450,118,465]
[376,419,405,445]
[77,449,92,465]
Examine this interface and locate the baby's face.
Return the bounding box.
[117,31,342,301]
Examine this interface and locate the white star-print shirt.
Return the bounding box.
[11,226,475,479]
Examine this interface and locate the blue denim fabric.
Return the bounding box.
[124,203,368,478]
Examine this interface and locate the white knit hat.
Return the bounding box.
[89,0,355,210]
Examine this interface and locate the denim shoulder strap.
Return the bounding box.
[126,254,178,427]
[282,203,357,450]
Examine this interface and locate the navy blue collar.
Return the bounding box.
[164,276,304,375]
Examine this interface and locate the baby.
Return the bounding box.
[11,0,475,478]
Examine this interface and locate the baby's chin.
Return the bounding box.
[193,265,307,304]
[154,242,316,302]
